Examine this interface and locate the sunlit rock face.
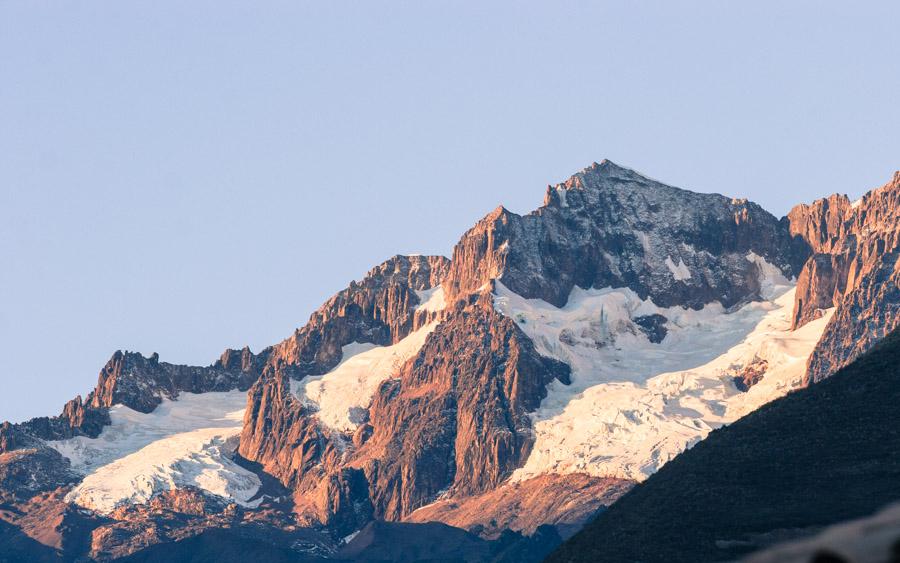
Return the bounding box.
[787,171,900,382]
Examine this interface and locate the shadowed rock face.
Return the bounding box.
[0,448,75,502]
[336,519,563,563]
[444,160,805,310]
[787,172,900,382]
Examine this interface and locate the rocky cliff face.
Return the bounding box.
[0,350,260,452]
[89,350,262,413]
[264,254,450,377]
[1,254,449,454]
[788,172,900,382]
[239,290,570,533]
[356,294,570,518]
[445,160,806,309]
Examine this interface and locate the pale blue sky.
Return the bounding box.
[1,2,898,422]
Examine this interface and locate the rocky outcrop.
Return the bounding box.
[0,448,75,502]
[731,358,769,392]
[88,350,261,414]
[444,160,804,310]
[405,473,634,539]
[787,172,900,382]
[0,396,110,452]
[264,254,450,378]
[356,294,571,520]
[0,350,259,453]
[239,292,570,533]
[0,488,96,560]
[236,256,454,531]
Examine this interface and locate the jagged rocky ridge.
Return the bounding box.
[446,161,808,309]
[0,351,260,451]
[1,161,899,562]
[790,171,900,382]
[0,254,449,450]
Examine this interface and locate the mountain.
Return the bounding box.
[1,160,898,561]
[791,171,900,382]
[547,326,900,563]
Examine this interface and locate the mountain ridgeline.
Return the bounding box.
[1,160,899,562]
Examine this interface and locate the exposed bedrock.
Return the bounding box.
[787,171,900,382]
[239,293,570,533]
[264,254,450,378]
[0,350,259,452]
[443,160,805,310]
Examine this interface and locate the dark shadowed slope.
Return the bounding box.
[548,328,900,563]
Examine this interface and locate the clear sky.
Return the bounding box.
[1,2,898,422]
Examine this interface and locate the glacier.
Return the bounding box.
[48,391,261,514]
[496,258,833,482]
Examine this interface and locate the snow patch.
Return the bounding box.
[664,256,691,281]
[494,261,832,482]
[48,392,261,514]
[342,530,361,544]
[746,251,791,299]
[635,230,652,254]
[415,285,445,313]
[293,321,439,432]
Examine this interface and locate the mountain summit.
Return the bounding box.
[2,162,899,562]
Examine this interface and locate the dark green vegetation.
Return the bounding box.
[548,329,900,563]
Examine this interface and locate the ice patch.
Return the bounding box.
[342,530,361,544]
[48,391,261,514]
[495,261,832,482]
[415,285,445,313]
[293,321,439,432]
[664,256,691,281]
[746,251,791,299]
